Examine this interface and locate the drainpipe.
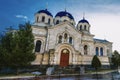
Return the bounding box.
[40,26,48,66]
[44,26,48,52]
[44,26,50,66]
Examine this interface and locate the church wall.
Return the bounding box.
[31,9,113,67]
[89,42,95,55]
[31,54,43,65]
[60,16,70,22]
[81,34,94,56]
[32,27,47,53]
[73,36,81,51]
[31,25,112,66]
[48,23,82,51]
[35,13,53,24]
[82,35,94,41]
[32,26,47,36]
[48,28,58,49]
[81,41,94,56]
[94,42,108,56]
[54,17,60,24]
[81,55,109,65]
[34,36,46,53]
[106,43,113,57]
[77,23,90,31]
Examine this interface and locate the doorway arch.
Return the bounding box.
[60,49,69,67]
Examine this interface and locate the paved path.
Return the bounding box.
[0,70,117,80]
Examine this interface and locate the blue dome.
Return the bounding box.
[37,9,53,17]
[79,18,89,24]
[55,11,74,20]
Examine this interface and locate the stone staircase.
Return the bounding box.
[53,66,80,75]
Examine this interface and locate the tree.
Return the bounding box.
[92,55,101,70]
[0,23,36,74]
[0,32,14,69]
[111,50,120,69]
[91,55,101,79]
[10,23,36,74]
[0,34,5,70]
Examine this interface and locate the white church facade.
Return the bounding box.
[31,9,112,67]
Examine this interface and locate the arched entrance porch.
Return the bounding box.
[60,49,69,67]
[54,43,76,66]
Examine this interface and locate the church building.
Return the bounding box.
[31,9,112,67]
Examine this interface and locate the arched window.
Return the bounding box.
[42,16,45,22]
[58,35,62,43]
[69,37,72,44]
[84,45,88,55]
[84,25,87,30]
[64,20,67,22]
[64,33,68,42]
[71,23,74,25]
[96,47,99,56]
[35,40,42,52]
[80,25,82,31]
[107,49,109,56]
[37,16,39,22]
[100,47,103,56]
[56,20,59,24]
[48,18,51,24]
[88,27,90,31]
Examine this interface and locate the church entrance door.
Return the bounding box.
[60,49,69,67]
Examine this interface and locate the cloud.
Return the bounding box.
[15,15,28,19]
[93,4,120,14]
[86,13,120,52]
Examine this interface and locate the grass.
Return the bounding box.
[0,73,35,77]
[86,69,116,74]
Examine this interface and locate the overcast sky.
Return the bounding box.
[0,0,120,52]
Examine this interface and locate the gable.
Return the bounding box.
[49,22,82,37]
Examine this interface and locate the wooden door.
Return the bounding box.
[60,49,69,67]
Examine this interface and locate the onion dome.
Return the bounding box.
[77,17,90,34]
[78,18,89,24]
[55,11,74,20]
[37,9,53,17]
[34,9,54,26]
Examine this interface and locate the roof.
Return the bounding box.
[94,38,109,43]
[37,9,53,17]
[55,11,74,20]
[79,18,89,24]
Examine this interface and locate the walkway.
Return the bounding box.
[0,70,117,80]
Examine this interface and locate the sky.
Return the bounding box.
[0,0,120,52]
